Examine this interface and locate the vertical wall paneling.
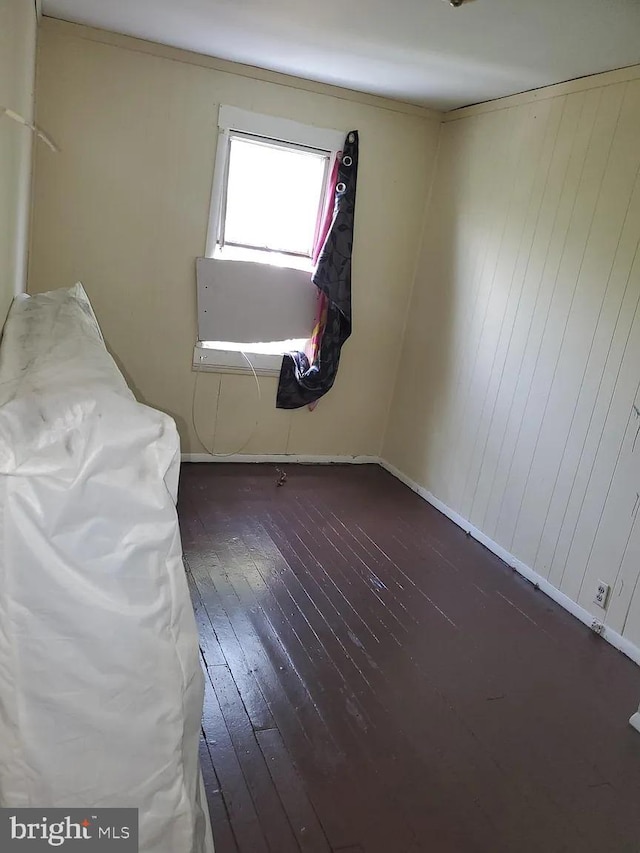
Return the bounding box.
[478,92,589,537]
[384,71,640,648]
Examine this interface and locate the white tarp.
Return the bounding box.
[0,284,214,852]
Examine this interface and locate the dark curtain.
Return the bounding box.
[276,130,358,409]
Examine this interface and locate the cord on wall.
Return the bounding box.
[0,106,58,152]
[191,350,262,456]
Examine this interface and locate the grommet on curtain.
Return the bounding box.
[343,155,353,166]
[336,182,346,193]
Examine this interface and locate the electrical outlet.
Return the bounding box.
[593,580,610,609]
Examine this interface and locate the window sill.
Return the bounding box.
[212,245,314,274]
[193,345,283,377]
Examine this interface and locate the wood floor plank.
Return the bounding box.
[187,564,226,668]
[255,727,331,853]
[208,663,300,853]
[201,669,269,853]
[199,736,239,853]
[182,507,276,733]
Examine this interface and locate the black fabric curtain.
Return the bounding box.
[276,130,358,409]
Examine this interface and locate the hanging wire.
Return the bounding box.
[1,106,59,152]
[191,350,262,456]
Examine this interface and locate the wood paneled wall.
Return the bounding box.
[384,69,640,649]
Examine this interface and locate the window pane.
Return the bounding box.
[223,137,327,256]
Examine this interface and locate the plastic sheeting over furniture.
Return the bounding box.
[0,284,214,853]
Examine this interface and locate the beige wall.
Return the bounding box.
[29,19,441,456]
[0,0,37,323]
[384,67,640,648]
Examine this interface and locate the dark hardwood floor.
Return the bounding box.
[178,463,640,853]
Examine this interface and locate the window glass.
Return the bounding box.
[223,136,328,257]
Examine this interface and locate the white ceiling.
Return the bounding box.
[42,0,640,110]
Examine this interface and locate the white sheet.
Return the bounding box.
[0,284,214,853]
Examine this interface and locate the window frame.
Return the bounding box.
[218,132,332,260]
[197,107,346,377]
[205,106,346,264]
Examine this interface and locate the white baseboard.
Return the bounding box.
[630,712,640,734]
[181,452,379,465]
[378,459,640,668]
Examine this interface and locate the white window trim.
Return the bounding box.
[193,343,283,376]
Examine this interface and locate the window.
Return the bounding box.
[221,135,329,259]
[196,107,346,375]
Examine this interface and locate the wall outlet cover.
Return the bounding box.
[594,580,611,609]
